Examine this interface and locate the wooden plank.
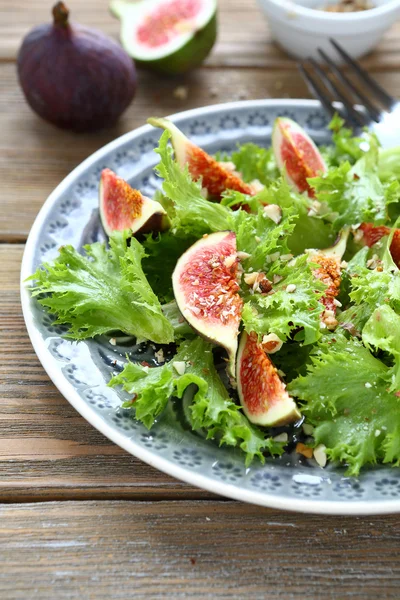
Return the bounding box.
[0,245,216,501]
[1,0,400,69]
[2,61,400,241]
[1,500,400,599]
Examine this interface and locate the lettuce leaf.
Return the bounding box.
[29,230,174,344]
[322,114,375,166]
[362,305,400,392]
[339,227,400,333]
[110,337,283,465]
[242,254,326,345]
[142,230,196,303]
[230,143,279,186]
[155,131,234,236]
[310,143,400,231]
[288,332,400,475]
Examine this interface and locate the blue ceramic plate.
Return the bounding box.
[21,99,400,515]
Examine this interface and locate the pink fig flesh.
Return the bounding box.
[172,231,243,377]
[272,117,326,198]
[148,117,253,200]
[237,331,301,427]
[99,168,167,237]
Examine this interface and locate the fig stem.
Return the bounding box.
[52,2,70,26]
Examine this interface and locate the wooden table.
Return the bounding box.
[2,1,400,597]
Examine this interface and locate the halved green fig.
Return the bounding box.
[148,117,253,199]
[237,331,301,427]
[357,223,400,268]
[172,231,243,377]
[272,117,327,198]
[307,228,349,330]
[110,0,217,75]
[99,168,168,236]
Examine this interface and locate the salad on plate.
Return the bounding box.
[28,114,400,476]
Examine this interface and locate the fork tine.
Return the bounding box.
[308,57,369,128]
[298,61,340,121]
[330,39,396,110]
[318,49,382,123]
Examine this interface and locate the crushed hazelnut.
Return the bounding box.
[313,444,327,468]
[173,86,188,100]
[273,432,288,443]
[263,204,282,224]
[173,361,186,375]
[262,333,283,354]
[296,443,313,459]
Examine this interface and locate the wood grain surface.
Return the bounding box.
[2,0,400,597]
[1,500,400,599]
[0,245,216,502]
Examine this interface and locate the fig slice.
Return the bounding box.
[99,168,168,236]
[172,231,243,377]
[357,223,400,268]
[307,228,349,330]
[148,117,253,199]
[272,117,327,198]
[237,332,301,427]
[110,0,217,75]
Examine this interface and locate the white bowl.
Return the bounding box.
[257,0,400,60]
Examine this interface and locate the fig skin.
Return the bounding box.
[17,2,137,132]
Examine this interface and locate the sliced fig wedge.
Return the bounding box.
[357,223,400,268]
[172,231,243,377]
[272,117,327,198]
[148,117,253,199]
[99,168,168,236]
[237,332,301,427]
[308,228,349,330]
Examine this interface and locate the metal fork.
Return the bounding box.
[298,39,400,147]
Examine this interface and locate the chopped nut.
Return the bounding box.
[353,227,364,243]
[258,278,273,294]
[273,432,288,443]
[273,274,283,284]
[263,204,282,224]
[262,333,283,354]
[322,309,338,331]
[244,272,258,286]
[173,85,188,100]
[296,443,313,459]
[286,284,297,293]
[313,444,327,468]
[109,337,117,346]
[248,179,265,194]
[173,361,186,376]
[266,252,280,264]
[280,254,293,262]
[237,251,251,261]
[302,423,314,436]
[224,254,236,268]
[333,298,342,307]
[154,348,165,364]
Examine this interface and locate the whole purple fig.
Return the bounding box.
[17,2,137,132]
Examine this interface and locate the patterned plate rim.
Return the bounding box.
[20,98,400,515]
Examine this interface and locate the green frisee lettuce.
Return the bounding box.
[288,332,400,475]
[28,230,174,344]
[110,337,284,465]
